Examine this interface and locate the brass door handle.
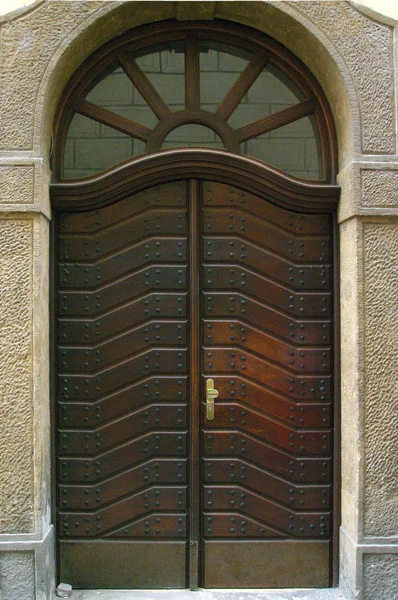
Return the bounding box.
[206,379,219,420]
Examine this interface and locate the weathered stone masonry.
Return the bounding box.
[0,2,397,598]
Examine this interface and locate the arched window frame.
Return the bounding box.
[52,20,338,183]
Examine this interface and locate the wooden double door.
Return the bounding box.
[55,177,335,589]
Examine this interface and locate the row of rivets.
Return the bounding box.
[204,461,330,503]
[205,212,246,233]
[59,190,186,231]
[61,217,187,259]
[61,350,187,398]
[59,431,101,454]
[60,485,102,508]
[60,407,187,453]
[203,298,330,344]
[59,514,96,536]
[204,514,267,537]
[287,265,329,288]
[58,378,187,426]
[60,435,186,481]
[203,438,330,482]
[60,264,101,287]
[205,267,247,290]
[60,241,187,288]
[143,322,186,344]
[205,262,329,291]
[60,376,101,402]
[143,378,185,399]
[205,186,246,206]
[120,516,186,537]
[204,352,329,397]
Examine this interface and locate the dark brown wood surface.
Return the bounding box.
[55,177,335,589]
[200,181,333,564]
[56,182,190,586]
[51,20,340,587]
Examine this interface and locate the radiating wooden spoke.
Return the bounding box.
[185,37,200,110]
[73,97,151,141]
[236,99,315,142]
[55,22,337,183]
[217,52,268,120]
[117,52,171,120]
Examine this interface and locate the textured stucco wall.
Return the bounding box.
[0,0,104,151]
[0,551,35,600]
[0,219,34,533]
[0,2,397,599]
[363,554,398,600]
[362,170,398,207]
[0,166,34,203]
[363,223,398,538]
[288,1,395,155]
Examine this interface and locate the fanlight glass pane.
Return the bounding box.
[135,43,185,111]
[61,36,325,181]
[85,62,158,129]
[63,114,145,179]
[228,63,306,129]
[199,42,252,112]
[162,124,224,149]
[241,115,323,180]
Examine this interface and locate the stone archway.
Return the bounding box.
[2,2,397,599]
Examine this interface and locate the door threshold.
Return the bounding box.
[67,589,347,600]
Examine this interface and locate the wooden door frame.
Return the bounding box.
[50,148,341,587]
[50,148,339,212]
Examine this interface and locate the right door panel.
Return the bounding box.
[200,181,334,588]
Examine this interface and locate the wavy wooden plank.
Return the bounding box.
[202,321,331,374]
[59,404,187,456]
[203,486,330,538]
[60,209,188,261]
[202,292,331,345]
[59,182,187,234]
[202,458,330,510]
[202,237,331,290]
[201,430,331,483]
[59,432,188,483]
[59,237,187,289]
[58,375,188,428]
[59,461,187,509]
[202,265,331,318]
[202,207,330,263]
[202,181,331,235]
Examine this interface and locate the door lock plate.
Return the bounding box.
[206,379,219,420]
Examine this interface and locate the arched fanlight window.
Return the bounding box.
[52,21,337,182]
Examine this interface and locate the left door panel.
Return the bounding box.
[55,182,189,588]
